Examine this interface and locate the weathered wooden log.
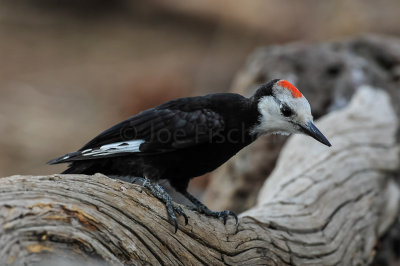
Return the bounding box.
[0,87,399,265]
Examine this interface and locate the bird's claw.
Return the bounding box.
[173,204,189,225]
[142,178,188,232]
[184,191,238,225]
[166,203,189,233]
[218,210,238,225]
[195,208,238,225]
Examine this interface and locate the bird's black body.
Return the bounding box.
[49,79,331,231]
[57,92,262,192]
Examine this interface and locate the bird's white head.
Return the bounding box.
[251,79,331,146]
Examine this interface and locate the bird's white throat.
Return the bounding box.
[251,96,296,136]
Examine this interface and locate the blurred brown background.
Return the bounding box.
[1,0,399,185]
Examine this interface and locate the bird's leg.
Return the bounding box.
[140,177,188,232]
[182,191,238,225]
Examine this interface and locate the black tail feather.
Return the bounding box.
[47,151,81,165]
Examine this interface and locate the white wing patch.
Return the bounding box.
[81,139,145,157]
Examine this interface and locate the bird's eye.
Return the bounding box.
[280,104,293,117]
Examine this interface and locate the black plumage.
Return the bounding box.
[50,92,268,185]
[49,80,278,230]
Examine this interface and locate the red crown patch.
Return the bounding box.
[277,80,302,98]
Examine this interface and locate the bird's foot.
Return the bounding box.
[183,191,238,224]
[141,178,188,233]
[194,207,238,225]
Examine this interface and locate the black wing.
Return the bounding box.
[48,97,225,164]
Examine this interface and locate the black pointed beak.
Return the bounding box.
[300,121,331,147]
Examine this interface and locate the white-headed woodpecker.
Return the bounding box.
[49,79,331,232]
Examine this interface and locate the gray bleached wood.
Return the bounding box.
[0,87,399,265]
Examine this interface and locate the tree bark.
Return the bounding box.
[1,87,399,265]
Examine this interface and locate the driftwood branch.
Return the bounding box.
[1,87,399,265]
